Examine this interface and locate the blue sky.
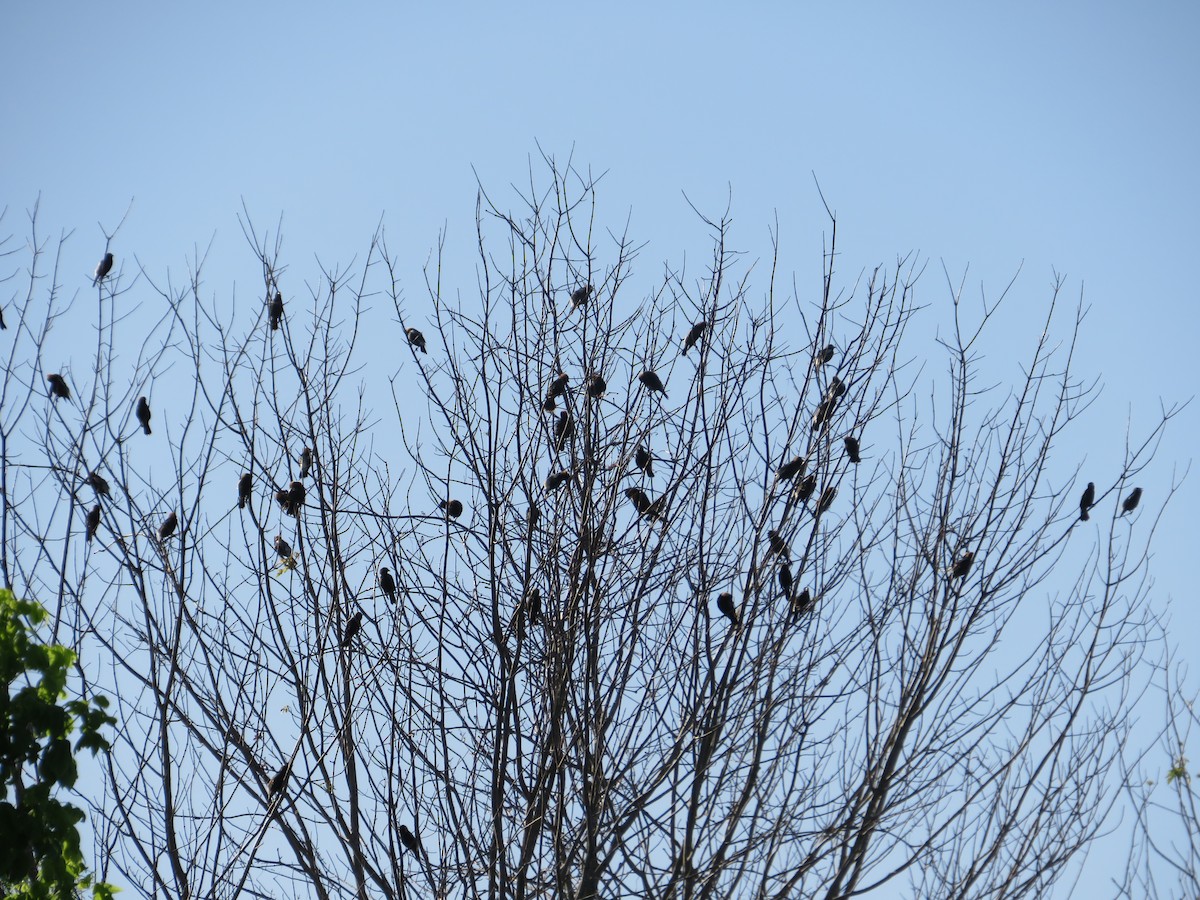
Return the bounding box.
[4,0,1197,893]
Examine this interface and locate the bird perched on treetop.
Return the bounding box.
[341,611,364,649]
[547,372,569,399]
[624,487,663,521]
[47,374,71,400]
[716,591,740,627]
[778,562,793,598]
[681,321,707,355]
[639,370,667,396]
[767,529,790,560]
[791,587,814,618]
[586,374,606,398]
[93,252,114,286]
[634,445,654,478]
[951,551,974,580]
[275,488,291,512]
[287,481,305,517]
[274,535,292,559]
[553,411,574,451]
[570,284,593,306]
[441,499,463,518]
[1121,487,1142,515]
[816,486,837,515]
[776,456,805,482]
[812,398,835,432]
[85,505,101,543]
[379,566,397,602]
[268,292,284,331]
[405,327,427,353]
[299,446,313,480]
[86,471,110,498]
[814,344,835,367]
[545,471,571,492]
[794,473,817,504]
[844,436,861,464]
[238,473,253,509]
[136,397,152,435]
[399,823,421,854]
[525,587,541,626]
[158,512,177,541]
[268,763,289,797]
[1079,482,1095,522]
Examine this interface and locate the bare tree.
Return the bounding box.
[0,158,1181,899]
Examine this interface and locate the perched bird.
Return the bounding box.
[1079,482,1095,522]
[93,252,114,286]
[268,292,284,331]
[47,374,71,401]
[379,566,397,603]
[638,370,667,396]
[135,397,152,435]
[844,436,861,464]
[586,373,607,398]
[816,486,837,515]
[287,480,305,516]
[791,587,814,618]
[812,398,834,432]
[767,529,790,560]
[570,284,593,306]
[827,377,847,399]
[275,488,291,512]
[547,372,569,399]
[776,456,805,482]
[440,499,464,518]
[553,411,574,451]
[716,591,740,627]
[681,321,707,355]
[238,473,253,509]
[794,474,817,504]
[528,503,541,527]
[85,505,101,543]
[399,823,421,854]
[274,535,292,559]
[526,587,541,626]
[544,471,571,492]
[778,562,794,598]
[86,471,110,498]
[299,446,313,480]
[634,445,654,478]
[1121,487,1143,515]
[814,344,835,367]
[157,512,178,541]
[624,487,663,520]
[267,764,289,797]
[951,551,974,580]
[405,327,427,353]
[341,611,364,649]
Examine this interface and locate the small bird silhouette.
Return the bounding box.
[1121,487,1142,515]
[570,284,593,306]
[287,481,305,517]
[1079,482,1095,521]
[553,411,574,452]
[269,292,284,331]
[794,474,817,504]
[844,436,860,464]
[268,763,289,797]
[274,535,292,559]
[812,398,834,432]
[767,529,790,561]
[814,344,835,367]
[86,471,111,498]
[586,374,606,398]
[299,446,313,480]
[526,587,542,626]
[275,488,291,512]
[379,566,397,602]
[405,327,427,353]
[440,499,464,518]
[634,445,654,478]
[93,252,114,286]
[136,397,152,435]
[85,505,101,543]
[951,551,974,580]
[827,377,847,400]
[341,611,364,649]
[776,457,805,482]
[639,370,667,396]
[238,473,252,509]
[544,471,571,492]
[778,562,794,598]
[624,487,663,521]
[158,512,178,541]
[47,374,71,400]
[681,321,707,355]
[716,591,740,626]
[816,486,837,515]
[547,372,569,398]
[791,587,814,618]
[399,823,421,854]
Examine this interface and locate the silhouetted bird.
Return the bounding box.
[816,486,837,515]
[811,399,834,431]
[85,505,101,543]
[268,764,289,797]
[86,471,110,498]
[341,611,363,649]
[814,344,835,367]
[639,370,667,396]
[635,445,654,477]
[767,529,790,560]
[1119,487,1143,515]
[157,512,177,541]
[624,487,663,520]
[269,292,284,331]
[827,377,846,399]
[379,566,397,602]
[47,374,71,400]
[792,587,814,618]
[275,488,291,512]
[779,562,794,599]
[553,411,574,451]
[794,474,817,504]
[299,446,313,480]
[0,306,6,329]
[274,535,292,559]
[238,473,252,509]
[844,436,860,464]
[136,397,152,435]
[1079,482,1095,522]
[681,321,707,355]
[776,457,805,482]
[399,824,421,854]
[287,481,305,516]
[405,327,427,353]
[951,551,974,580]
[547,372,569,398]
[526,587,541,626]
[93,252,114,286]
[440,499,464,518]
[716,591,740,626]
[528,503,541,527]
[586,374,606,398]
[570,284,593,306]
[544,471,571,492]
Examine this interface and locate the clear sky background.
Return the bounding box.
[3,1,1197,895]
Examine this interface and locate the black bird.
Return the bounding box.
[528,503,541,527]
[681,321,707,355]
[274,535,292,559]
[767,529,790,560]
[553,411,574,451]
[268,292,284,331]
[86,471,110,498]
[157,512,177,541]
[639,370,667,396]
[93,252,114,286]
[776,456,805,482]
[399,824,421,854]
[570,284,593,306]
[405,327,427,353]
[951,551,974,580]
[544,471,571,492]
[47,374,71,400]
[287,480,305,516]
[814,344,835,367]
[268,763,289,797]
[624,487,663,520]
[440,499,464,518]
[812,398,834,432]
[136,397,152,435]
[547,372,569,399]
[526,587,541,626]
[275,488,291,512]
[85,505,101,543]
[238,473,253,509]
[299,446,313,480]
[844,436,861,464]
[1121,487,1143,515]
[778,563,793,598]
[827,377,847,399]
[816,486,837,515]
[634,445,654,477]
[586,373,606,398]
[792,587,814,618]
[794,473,817,504]
[379,566,397,603]
[716,591,740,627]
[1079,482,1095,521]
[341,611,364,649]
